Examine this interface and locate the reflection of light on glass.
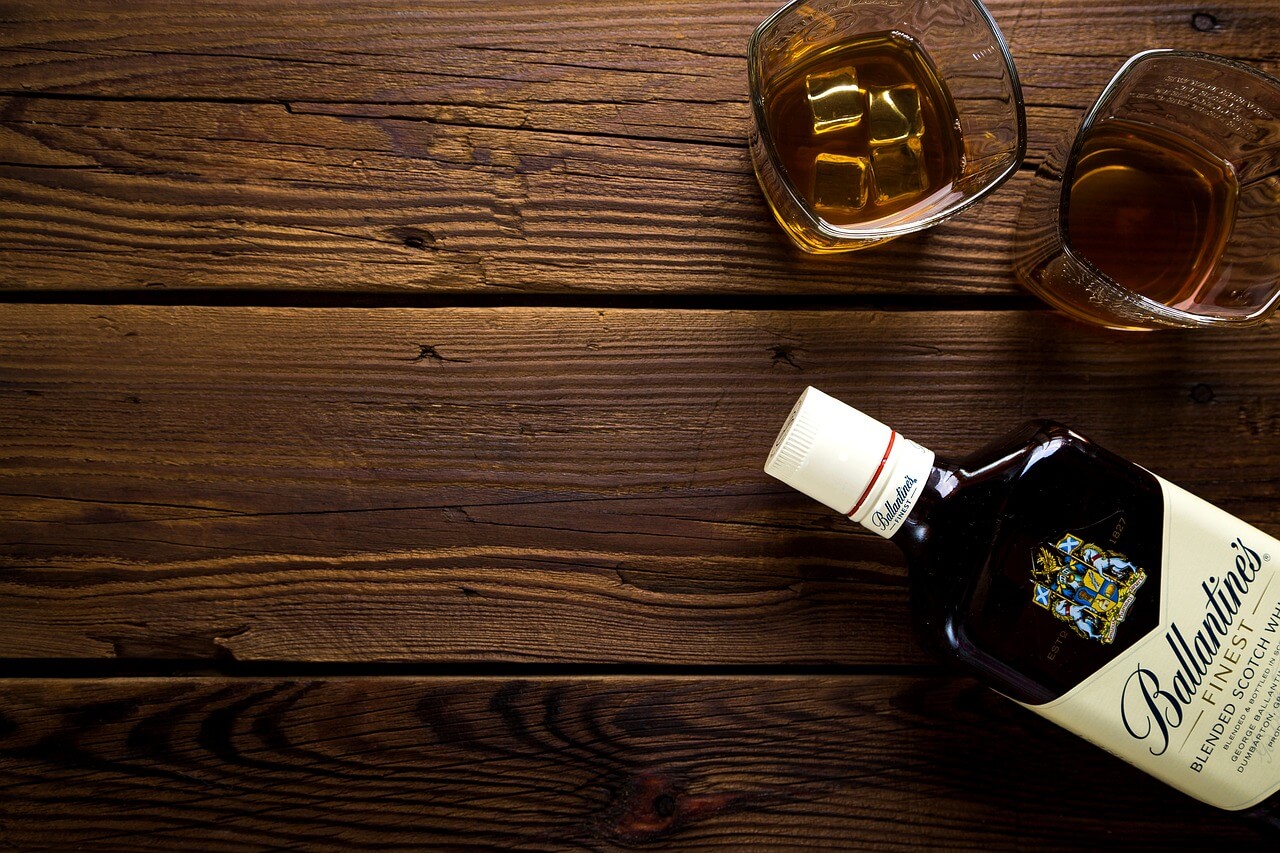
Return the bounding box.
[965,436,1066,480]
[933,470,961,499]
[1023,436,1067,470]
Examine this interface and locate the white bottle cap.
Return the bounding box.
[764,387,935,538]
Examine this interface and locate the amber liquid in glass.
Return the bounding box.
[1064,119,1239,311]
[763,31,964,228]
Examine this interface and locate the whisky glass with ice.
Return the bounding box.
[747,0,1025,253]
[1014,51,1280,330]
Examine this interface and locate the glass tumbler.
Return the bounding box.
[1014,50,1280,330]
[747,0,1025,253]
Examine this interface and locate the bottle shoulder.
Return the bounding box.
[900,420,1162,704]
[951,420,1089,475]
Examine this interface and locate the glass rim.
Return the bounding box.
[747,0,1027,241]
[1056,49,1280,328]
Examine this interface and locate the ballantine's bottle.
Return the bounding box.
[764,387,1280,818]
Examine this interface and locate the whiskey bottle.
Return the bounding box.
[764,387,1280,817]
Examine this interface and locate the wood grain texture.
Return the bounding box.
[0,676,1264,849]
[2,304,1278,663]
[1,0,1275,294]
[0,94,1023,295]
[5,3,1280,847]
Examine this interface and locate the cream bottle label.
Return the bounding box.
[1026,478,1280,810]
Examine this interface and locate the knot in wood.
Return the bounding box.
[1191,12,1218,31]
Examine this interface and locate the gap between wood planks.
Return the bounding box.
[0,659,950,679]
[0,289,1045,311]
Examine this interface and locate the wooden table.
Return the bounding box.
[2,1,1278,847]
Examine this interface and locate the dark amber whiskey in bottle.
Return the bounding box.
[766,387,1280,818]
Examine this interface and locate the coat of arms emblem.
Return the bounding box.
[1031,533,1147,644]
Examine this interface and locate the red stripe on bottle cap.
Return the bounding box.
[847,431,896,517]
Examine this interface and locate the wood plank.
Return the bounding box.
[2,0,1275,142]
[1,0,1275,294]
[0,676,1263,848]
[2,305,1279,663]
[0,96,1021,295]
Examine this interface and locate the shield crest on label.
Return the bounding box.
[1031,533,1147,644]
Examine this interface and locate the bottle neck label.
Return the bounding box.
[1025,477,1280,810]
[849,435,934,539]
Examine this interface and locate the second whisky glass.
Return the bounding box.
[748,0,1025,253]
[1014,50,1280,330]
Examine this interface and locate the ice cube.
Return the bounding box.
[812,153,870,214]
[867,84,923,144]
[871,138,926,203]
[806,66,864,135]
